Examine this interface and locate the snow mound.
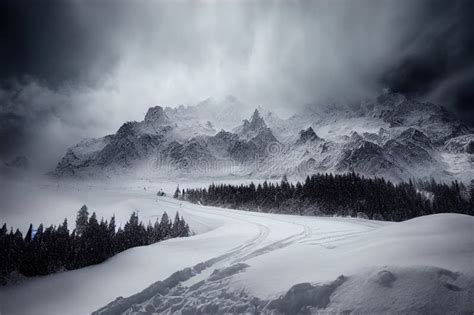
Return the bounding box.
[325,266,474,315]
[208,263,249,281]
[93,262,254,315]
[373,270,396,287]
[94,265,474,315]
[265,275,346,314]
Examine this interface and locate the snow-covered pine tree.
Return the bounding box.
[146,221,154,244]
[75,205,89,237]
[171,212,182,237]
[174,185,180,199]
[158,211,172,240]
[152,217,160,242]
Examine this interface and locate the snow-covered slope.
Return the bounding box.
[1,182,472,315]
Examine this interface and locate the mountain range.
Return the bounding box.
[52,93,473,182]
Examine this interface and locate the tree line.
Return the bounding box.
[0,205,190,285]
[176,173,473,221]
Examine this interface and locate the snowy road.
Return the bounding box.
[1,184,473,314]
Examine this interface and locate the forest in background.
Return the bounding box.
[178,173,473,221]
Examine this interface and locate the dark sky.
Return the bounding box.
[0,0,473,169]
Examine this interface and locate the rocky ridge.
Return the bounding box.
[52,93,473,182]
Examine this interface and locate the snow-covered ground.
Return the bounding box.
[0,179,473,314]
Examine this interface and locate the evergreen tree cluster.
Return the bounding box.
[178,173,473,221]
[0,206,190,285]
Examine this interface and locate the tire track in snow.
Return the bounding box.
[94,198,384,314]
[156,198,377,265]
[234,221,312,263]
[300,230,373,245]
[155,198,271,263]
[156,198,320,266]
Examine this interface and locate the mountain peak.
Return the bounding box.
[144,106,170,125]
[236,108,271,140]
[249,109,266,128]
[297,127,321,143]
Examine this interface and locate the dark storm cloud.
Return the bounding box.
[381,0,474,124]
[0,0,121,87]
[0,0,473,169]
[0,113,26,156]
[0,0,124,165]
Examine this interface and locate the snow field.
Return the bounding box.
[0,180,473,314]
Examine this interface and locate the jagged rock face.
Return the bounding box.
[444,134,474,154]
[468,141,474,154]
[247,109,267,130]
[210,131,240,154]
[384,137,434,168]
[175,138,217,165]
[229,141,258,163]
[238,109,269,140]
[144,106,171,127]
[332,128,439,180]
[52,93,472,181]
[53,136,112,177]
[297,127,321,144]
[396,128,433,149]
[53,122,166,177]
[96,132,164,168]
[362,132,382,145]
[336,140,398,175]
[363,93,469,144]
[161,141,184,161]
[54,150,84,177]
[250,128,278,155]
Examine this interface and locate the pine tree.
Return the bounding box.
[171,212,182,237]
[75,205,89,237]
[174,185,180,199]
[158,212,172,240]
[114,227,126,253]
[56,219,70,270]
[180,216,190,237]
[24,224,33,243]
[152,217,161,242]
[31,224,46,275]
[85,212,99,265]
[108,215,117,254]
[96,218,110,262]
[146,221,154,244]
[0,224,8,283]
[123,212,140,248]
[8,229,24,276]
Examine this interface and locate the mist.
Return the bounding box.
[1,0,473,171]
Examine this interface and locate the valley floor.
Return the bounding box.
[0,180,473,314]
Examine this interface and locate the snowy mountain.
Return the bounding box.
[52,93,473,182]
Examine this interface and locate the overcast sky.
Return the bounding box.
[0,0,473,170]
